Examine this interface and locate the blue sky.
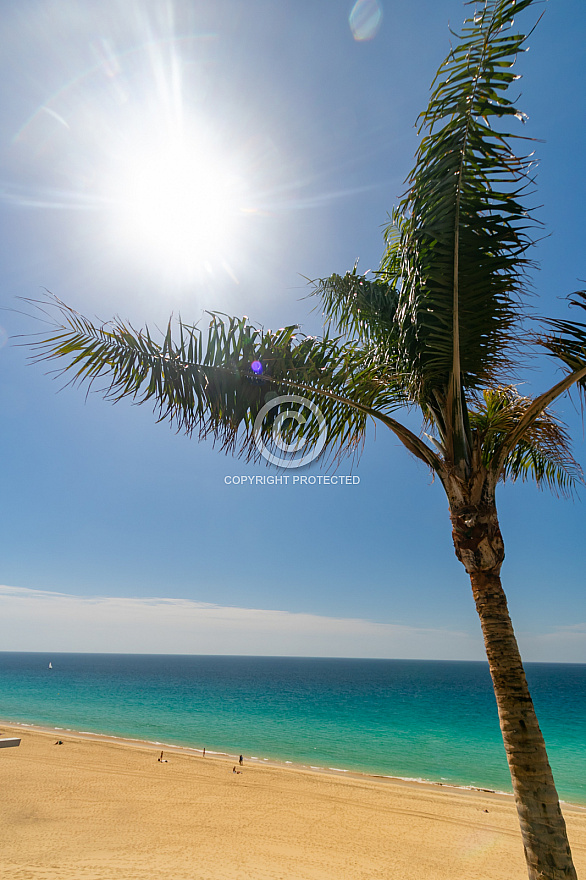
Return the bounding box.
[1,0,584,660]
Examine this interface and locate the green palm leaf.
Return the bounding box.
[26,296,428,466]
[379,0,538,467]
[538,290,586,394]
[469,387,583,497]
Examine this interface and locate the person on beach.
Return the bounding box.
[239,754,243,766]
[202,747,205,757]
[158,751,167,763]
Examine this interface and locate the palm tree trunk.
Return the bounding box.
[445,484,577,880]
[448,489,577,879]
[470,569,577,879]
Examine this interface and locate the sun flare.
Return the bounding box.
[7,24,277,288]
[108,131,248,274]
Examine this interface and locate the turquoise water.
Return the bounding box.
[1,653,585,804]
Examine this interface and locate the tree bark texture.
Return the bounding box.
[449,492,577,880]
[471,570,577,880]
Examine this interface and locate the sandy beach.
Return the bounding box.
[2,723,585,880]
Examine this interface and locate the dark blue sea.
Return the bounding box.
[1,654,584,804]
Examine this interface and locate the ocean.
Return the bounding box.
[1,653,585,804]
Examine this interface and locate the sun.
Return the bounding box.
[106,128,249,277]
[9,31,266,287]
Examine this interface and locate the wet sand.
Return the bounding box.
[2,723,585,880]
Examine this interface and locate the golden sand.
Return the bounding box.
[2,724,585,880]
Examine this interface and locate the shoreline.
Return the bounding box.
[3,717,585,811]
[4,722,586,880]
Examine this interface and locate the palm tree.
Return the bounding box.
[27,1,586,877]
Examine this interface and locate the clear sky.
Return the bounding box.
[1,0,584,661]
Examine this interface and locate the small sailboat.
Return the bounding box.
[48,662,53,669]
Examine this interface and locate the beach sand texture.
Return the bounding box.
[2,725,585,880]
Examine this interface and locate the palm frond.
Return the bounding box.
[491,292,586,466]
[379,0,539,467]
[25,295,425,466]
[313,264,400,350]
[469,386,583,497]
[538,290,586,396]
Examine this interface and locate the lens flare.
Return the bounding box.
[251,360,263,374]
[349,0,383,42]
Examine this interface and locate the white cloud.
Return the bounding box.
[0,584,484,659]
[1,585,582,662]
[517,624,586,664]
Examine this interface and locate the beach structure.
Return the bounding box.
[28,0,585,878]
[0,738,21,748]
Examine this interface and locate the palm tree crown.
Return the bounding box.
[29,1,586,489]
